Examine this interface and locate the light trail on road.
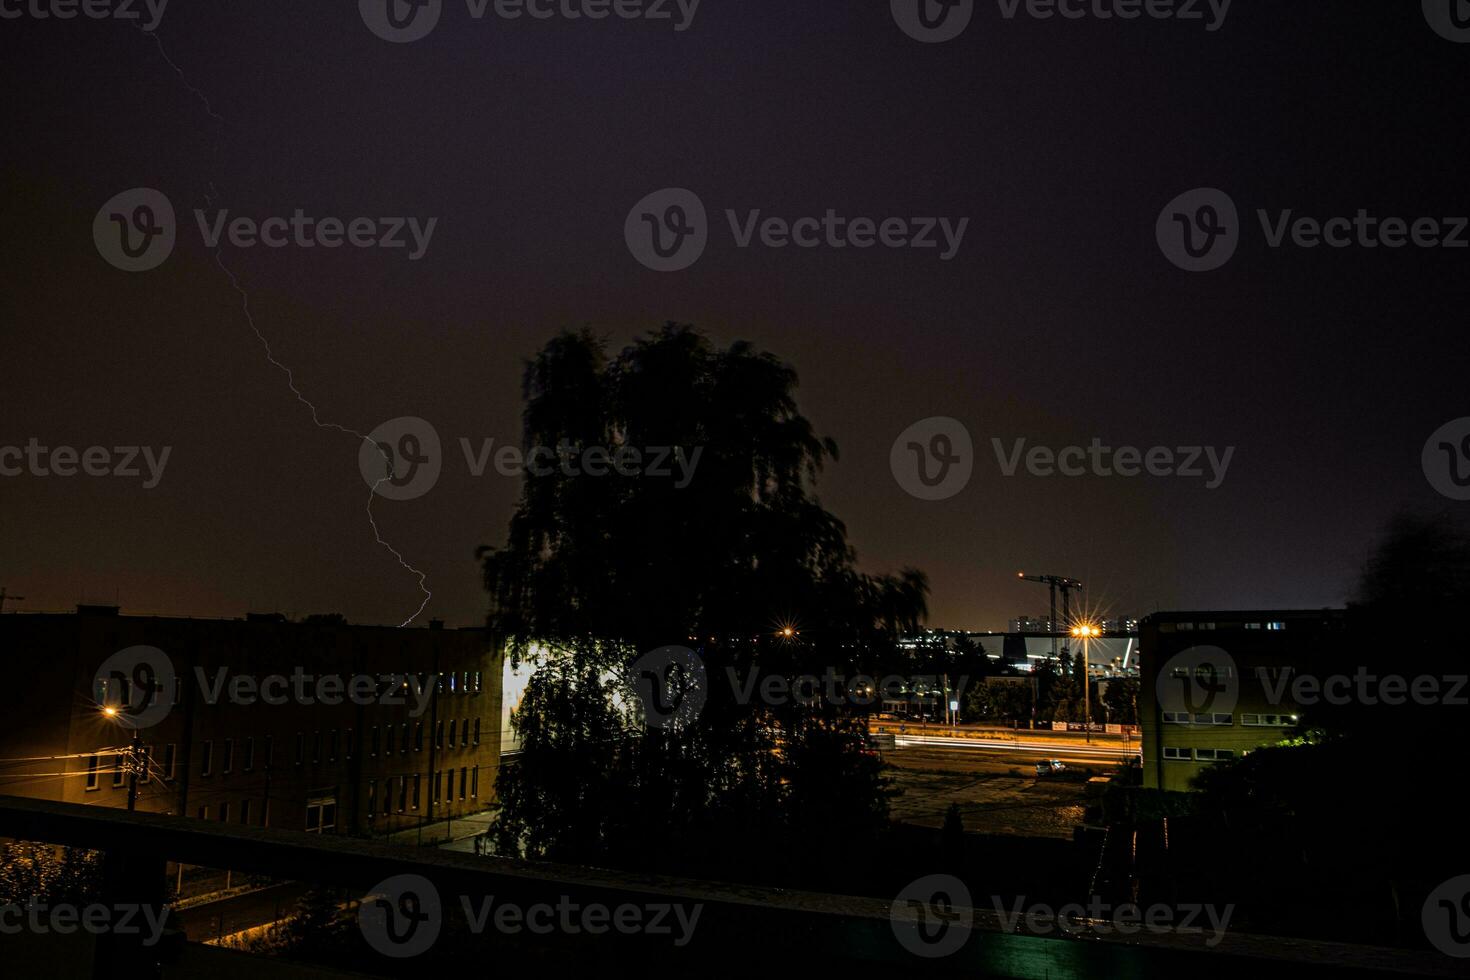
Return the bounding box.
[892,734,1141,759]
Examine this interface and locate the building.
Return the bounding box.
[0,606,503,836]
[1138,609,1345,791]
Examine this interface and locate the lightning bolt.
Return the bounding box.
[134,25,432,627]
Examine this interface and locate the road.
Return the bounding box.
[173,881,310,943]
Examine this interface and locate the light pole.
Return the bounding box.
[102,706,143,811]
[1071,625,1100,744]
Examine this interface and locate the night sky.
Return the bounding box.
[2,1,1467,630]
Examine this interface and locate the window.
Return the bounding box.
[461,720,469,748]
[449,673,457,695]
[371,725,381,757]
[174,676,185,704]
[263,735,273,770]
[346,728,354,760]
[446,768,454,802]
[1267,621,1286,631]
[295,732,305,767]
[472,718,481,747]
[85,754,101,791]
[219,802,230,822]
[312,731,322,765]
[367,779,377,820]
[474,670,482,694]
[412,774,421,810]
[1194,748,1236,762]
[1242,713,1297,727]
[1162,747,1190,760]
[471,765,479,799]
[435,720,444,749]
[386,724,396,754]
[398,777,408,813]
[414,722,424,752]
[329,729,339,763]
[222,738,234,774]
[433,770,441,804]
[382,778,393,815]
[242,736,255,773]
[198,805,209,820]
[241,799,252,824]
[200,740,213,777]
[448,719,457,747]
[460,767,467,801]
[1162,711,1188,724]
[400,722,409,754]
[305,799,337,834]
[163,743,177,781]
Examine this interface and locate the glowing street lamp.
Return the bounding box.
[1071,624,1100,741]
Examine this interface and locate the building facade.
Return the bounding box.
[0,607,502,837]
[1138,609,1345,791]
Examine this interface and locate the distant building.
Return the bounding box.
[1138,609,1345,792]
[0,606,503,836]
[1008,616,1052,634]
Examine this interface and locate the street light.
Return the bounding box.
[1071,624,1100,742]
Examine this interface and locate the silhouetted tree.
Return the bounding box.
[1101,676,1139,725]
[480,325,925,890]
[1192,512,1470,948]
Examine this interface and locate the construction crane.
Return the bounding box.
[1017,573,1084,659]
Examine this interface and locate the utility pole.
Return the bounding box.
[126,732,142,812]
[0,588,24,614]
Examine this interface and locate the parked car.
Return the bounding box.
[1035,759,1066,776]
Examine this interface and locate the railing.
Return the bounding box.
[0,795,1456,979]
